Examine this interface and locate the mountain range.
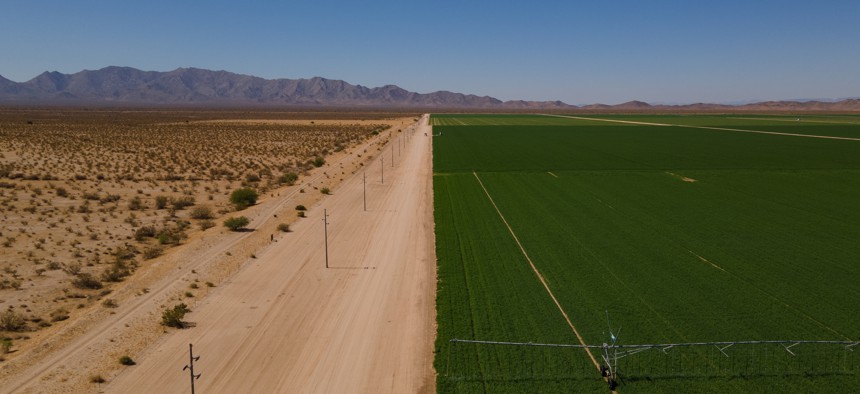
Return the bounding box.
[1,66,858,111]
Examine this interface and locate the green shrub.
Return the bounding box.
[223,216,250,231]
[1,338,12,354]
[161,303,190,328]
[295,204,306,211]
[279,172,299,185]
[119,355,135,366]
[320,187,330,195]
[230,188,258,210]
[277,223,290,232]
[312,157,325,167]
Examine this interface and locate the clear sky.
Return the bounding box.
[1,1,858,105]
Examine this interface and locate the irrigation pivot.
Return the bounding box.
[448,313,860,390]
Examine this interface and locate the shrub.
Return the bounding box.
[55,187,68,197]
[199,220,215,230]
[320,187,330,195]
[50,308,69,322]
[102,261,131,282]
[295,204,306,211]
[1,338,11,354]
[161,303,190,328]
[170,196,196,210]
[90,375,105,383]
[102,299,118,308]
[127,196,144,210]
[0,310,26,331]
[312,157,325,167]
[245,173,261,183]
[119,355,135,366]
[297,211,305,218]
[156,228,184,245]
[279,172,299,185]
[277,223,290,232]
[72,273,103,289]
[229,188,258,210]
[142,246,163,260]
[189,206,213,220]
[115,245,138,261]
[134,226,157,241]
[223,216,250,231]
[154,195,169,209]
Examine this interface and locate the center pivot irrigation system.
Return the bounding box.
[449,312,859,390]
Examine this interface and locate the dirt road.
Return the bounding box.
[105,115,436,392]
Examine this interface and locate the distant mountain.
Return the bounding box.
[0,67,858,111]
[612,100,651,109]
[0,66,570,109]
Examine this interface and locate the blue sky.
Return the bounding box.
[1,1,858,104]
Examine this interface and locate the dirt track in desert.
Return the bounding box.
[0,114,435,393]
[106,115,436,392]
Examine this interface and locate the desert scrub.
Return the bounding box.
[277,223,290,232]
[279,172,299,185]
[161,303,190,328]
[71,272,103,289]
[119,355,136,365]
[199,219,215,230]
[142,246,164,260]
[0,310,26,331]
[223,216,250,231]
[229,187,258,210]
[189,206,213,219]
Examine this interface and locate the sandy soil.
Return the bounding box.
[1,115,436,392]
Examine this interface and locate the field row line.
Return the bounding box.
[471,171,602,371]
[728,117,860,125]
[543,114,860,141]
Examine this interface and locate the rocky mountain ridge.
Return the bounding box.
[1,67,858,111]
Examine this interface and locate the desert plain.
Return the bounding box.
[0,108,435,393]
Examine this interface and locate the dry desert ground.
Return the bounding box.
[0,109,435,393]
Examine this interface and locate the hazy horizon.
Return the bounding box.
[2,1,858,105]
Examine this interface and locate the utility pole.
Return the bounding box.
[363,172,366,212]
[323,209,329,269]
[183,343,201,394]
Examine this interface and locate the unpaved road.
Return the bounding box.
[106,115,436,392]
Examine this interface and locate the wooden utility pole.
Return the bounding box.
[183,343,201,394]
[323,209,329,269]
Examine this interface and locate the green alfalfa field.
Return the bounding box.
[432,114,860,392]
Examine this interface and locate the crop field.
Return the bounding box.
[432,114,860,392]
